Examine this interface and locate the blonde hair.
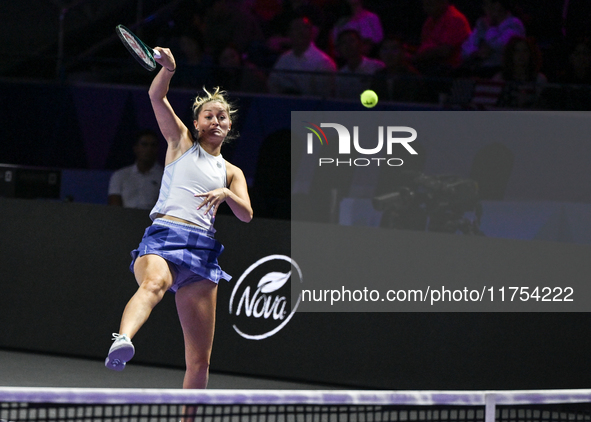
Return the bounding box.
[192,87,238,142]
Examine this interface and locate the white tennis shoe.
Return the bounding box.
[105,333,135,371]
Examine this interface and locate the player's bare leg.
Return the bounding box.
[175,279,217,421]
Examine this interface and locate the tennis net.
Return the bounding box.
[1,388,591,422]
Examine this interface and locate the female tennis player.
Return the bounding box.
[105,46,253,391]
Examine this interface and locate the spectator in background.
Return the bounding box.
[493,36,547,108]
[258,0,326,70]
[413,0,471,76]
[537,38,591,110]
[561,0,591,46]
[461,0,525,78]
[213,45,268,93]
[108,130,163,210]
[331,0,384,56]
[268,16,337,96]
[252,0,283,26]
[370,37,427,103]
[559,39,591,85]
[266,0,325,51]
[335,29,385,99]
[202,0,265,57]
[173,32,214,89]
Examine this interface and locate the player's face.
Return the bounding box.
[194,101,232,141]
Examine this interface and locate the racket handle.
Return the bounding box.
[153,50,161,59]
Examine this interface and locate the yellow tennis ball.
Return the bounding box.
[360,90,378,108]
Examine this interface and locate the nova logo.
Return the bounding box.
[229,255,303,340]
[303,123,418,167]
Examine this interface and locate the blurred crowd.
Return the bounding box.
[137,0,591,109]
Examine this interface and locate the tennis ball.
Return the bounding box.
[360,90,378,108]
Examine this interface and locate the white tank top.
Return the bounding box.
[150,143,227,233]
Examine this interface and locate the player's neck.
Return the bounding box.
[199,140,222,157]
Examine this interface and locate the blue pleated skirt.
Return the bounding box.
[130,218,231,292]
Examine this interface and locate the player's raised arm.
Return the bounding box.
[149,47,193,161]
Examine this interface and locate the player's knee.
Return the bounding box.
[139,276,169,297]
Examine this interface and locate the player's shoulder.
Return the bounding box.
[224,160,246,181]
[224,159,242,174]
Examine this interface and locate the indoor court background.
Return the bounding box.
[2,0,591,396]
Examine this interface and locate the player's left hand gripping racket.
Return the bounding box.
[116,24,161,71]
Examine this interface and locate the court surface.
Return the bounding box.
[0,350,339,389]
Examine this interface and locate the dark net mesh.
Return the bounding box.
[2,402,591,422]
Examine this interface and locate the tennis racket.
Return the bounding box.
[116,24,161,71]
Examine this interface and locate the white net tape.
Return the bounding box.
[2,388,591,422]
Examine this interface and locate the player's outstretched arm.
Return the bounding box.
[224,163,253,222]
[195,163,253,223]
